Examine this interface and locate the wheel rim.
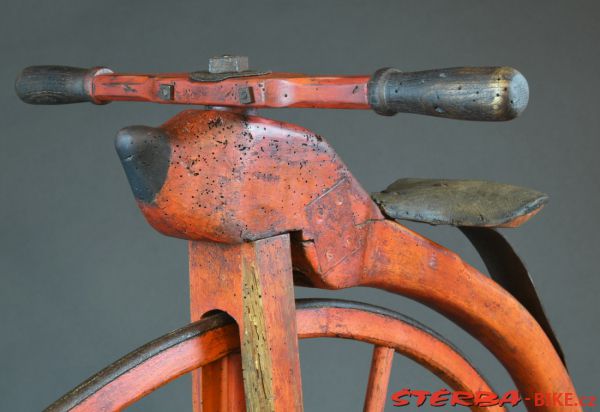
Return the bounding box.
[45,299,501,412]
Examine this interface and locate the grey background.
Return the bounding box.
[1,1,598,410]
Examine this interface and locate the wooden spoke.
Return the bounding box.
[363,346,395,412]
[45,300,503,412]
[200,352,246,412]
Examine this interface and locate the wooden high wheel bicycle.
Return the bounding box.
[16,56,579,411]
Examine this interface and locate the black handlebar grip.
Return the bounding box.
[15,66,112,105]
[368,66,529,121]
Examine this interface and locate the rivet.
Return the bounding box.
[158,84,174,101]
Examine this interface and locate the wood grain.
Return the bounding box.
[363,346,395,412]
[47,301,503,412]
[240,257,276,411]
[189,234,303,412]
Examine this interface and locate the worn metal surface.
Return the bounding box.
[372,178,548,227]
[209,55,249,74]
[158,83,174,100]
[44,314,237,412]
[368,66,529,120]
[189,70,271,83]
[460,227,566,365]
[237,86,255,104]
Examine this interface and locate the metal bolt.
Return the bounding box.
[158,84,174,101]
[238,87,255,104]
[209,55,249,74]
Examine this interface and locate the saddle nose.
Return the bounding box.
[115,126,171,204]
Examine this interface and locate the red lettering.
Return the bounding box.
[580,396,596,407]
[450,391,474,407]
[429,389,450,407]
[552,392,564,407]
[534,393,545,406]
[473,391,499,407]
[391,388,411,407]
[411,390,431,407]
[564,393,575,406]
[498,390,521,407]
[390,388,599,409]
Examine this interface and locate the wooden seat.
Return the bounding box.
[372,178,548,228]
[372,178,565,365]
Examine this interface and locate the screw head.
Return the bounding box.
[158,84,174,100]
[238,86,255,104]
[209,55,249,74]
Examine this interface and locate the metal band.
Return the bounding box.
[460,226,566,366]
[189,70,271,82]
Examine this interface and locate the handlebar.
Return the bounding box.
[15,66,113,105]
[369,66,528,121]
[15,65,528,121]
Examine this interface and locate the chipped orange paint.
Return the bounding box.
[364,346,395,412]
[16,63,577,412]
[188,234,303,412]
[92,72,370,109]
[67,306,504,412]
[137,109,381,243]
[497,208,542,228]
[129,108,579,412]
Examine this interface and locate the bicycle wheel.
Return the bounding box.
[45,299,501,412]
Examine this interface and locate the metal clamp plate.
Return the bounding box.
[189,70,271,82]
